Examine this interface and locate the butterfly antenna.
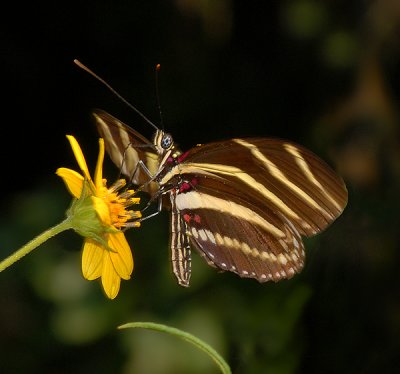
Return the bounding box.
[74,59,159,131]
[155,64,164,131]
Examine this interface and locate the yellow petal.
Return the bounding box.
[56,167,84,198]
[66,135,91,181]
[102,252,121,299]
[82,239,104,280]
[94,138,105,190]
[108,232,134,280]
[91,196,112,226]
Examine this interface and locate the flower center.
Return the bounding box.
[101,179,141,229]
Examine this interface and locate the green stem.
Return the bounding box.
[118,322,231,374]
[0,217,73,272]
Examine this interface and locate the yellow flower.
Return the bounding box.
[56,136,141,299]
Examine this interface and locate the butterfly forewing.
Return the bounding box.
[160,138,347,237]
[94,109,160,195]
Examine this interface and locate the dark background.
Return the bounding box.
[1,1,400,373]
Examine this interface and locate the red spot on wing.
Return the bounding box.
[183,213,191,223]
[193,214,201,223]
[179,182,191,193]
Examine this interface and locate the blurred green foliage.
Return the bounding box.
[1,0,400,373]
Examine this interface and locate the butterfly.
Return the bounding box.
[93,109,347,286]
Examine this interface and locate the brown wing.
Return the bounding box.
[172,175,305,282]
[161,137,346,283]
[163,137,347,237]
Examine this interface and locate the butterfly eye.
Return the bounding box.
[161,133,173,149]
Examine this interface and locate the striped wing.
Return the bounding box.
[162,138,347,283]
[93,109,160,194]
[161,138,347,237]
[175,176,305,281]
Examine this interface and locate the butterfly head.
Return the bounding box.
[154,130,174,155]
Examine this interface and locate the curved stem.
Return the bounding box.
[118,322,231,374]
[0,217,73,272]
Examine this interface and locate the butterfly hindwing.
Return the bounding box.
[172,174,305,282]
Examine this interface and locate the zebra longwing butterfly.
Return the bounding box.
[94,109,347,286]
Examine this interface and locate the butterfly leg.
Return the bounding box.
[138,194,164,222]
[138,179,177,220]
[128,160,157,191]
